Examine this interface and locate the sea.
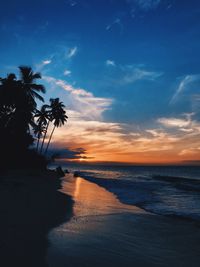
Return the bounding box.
[52,163,200,222]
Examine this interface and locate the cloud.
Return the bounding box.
[170,74,200,104]
[43,76,113,120]
[44,103,200,162]
[51,108,190,162]
[158,117,191,128]
[146,129,164,137]
[102,63,163,87]
[63,69,71,76]
[67,46,78,58]
[136,0,161,10]
[106,18,123,33]
[106,60,116,67]
[43,73,200,163]
[47,147,91,160]
[42,60,51,65]
[121,67,163,84]
[127,0,162,11]
[157,113,200,136]
[179,147,200,156]
[67,0,77,7]
[35,59,52,72]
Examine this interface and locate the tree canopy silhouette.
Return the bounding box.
[0,66,68,169]
[44,98,68,155]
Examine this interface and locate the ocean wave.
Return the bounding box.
[75,171,200,222]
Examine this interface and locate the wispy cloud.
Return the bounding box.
[41,84,200,162]
[43,76,113,120]
[99,63,163,89]
[63,69,71,76]
[106,60,116,67]
[35,59,52,71]
[67,0,77,7]
[52,114,192,163]
[106,18,123,34]
[42,59,51,65]
[158,117,191,128]
[179,147,200,156]
[170,74,200,104]
[127,0,162,11]
[67,46,78,59]
[157,113,200,135]
[103,62,163,86]
[42,72,200,163]
[120,66,163,84]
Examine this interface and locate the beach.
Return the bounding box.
[0,169,73,267]
[0,168,200,267]
[1,1,200,266]
[47,173,200,267]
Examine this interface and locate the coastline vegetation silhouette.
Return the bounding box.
[0,66,68,169]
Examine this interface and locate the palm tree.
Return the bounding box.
[0,73,18,122]
[0,67,45,125]
[0,67,46,153]
[40,98,58,154]
[19,66,46,107]
[33,122,45,152]
[9,66,46,135]
[34,105,50,152]
[44,98,68,155]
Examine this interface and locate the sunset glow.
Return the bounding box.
[1,1,200,164]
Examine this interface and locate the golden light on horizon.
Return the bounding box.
[52,110,200,165]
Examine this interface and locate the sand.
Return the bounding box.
[1,170,200,267]
[0,169,73,267]
[48,174,200,267]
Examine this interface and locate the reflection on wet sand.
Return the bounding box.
[62,174,142,217]
[48,174,200,267]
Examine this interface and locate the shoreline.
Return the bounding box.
[74,172,200,223]
[1,168,200,267]
[48,174,200,267]
[0,169,73,267]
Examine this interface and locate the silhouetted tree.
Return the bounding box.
[18,66,45,131]
[19,66,45,105]
[44,98,68,155]
[0,66,46,168]
[0,66,69,169]
[0,73,18,128]
[34,105,50,152]
[33,122,45,152]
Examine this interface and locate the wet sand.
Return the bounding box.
[48,174,200,267]
[0,169,73,267]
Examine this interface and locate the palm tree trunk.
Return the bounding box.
[44,125,56,155]
[40,120,50,154]
[36,133,40,152]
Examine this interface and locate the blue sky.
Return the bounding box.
[1,0,200,163]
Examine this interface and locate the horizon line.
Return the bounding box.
[54,159,200,166]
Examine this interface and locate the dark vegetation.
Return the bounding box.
[0,66,68,170]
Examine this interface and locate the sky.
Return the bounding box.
[1,0,200,164]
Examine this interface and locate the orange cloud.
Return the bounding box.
[44,76,200,164]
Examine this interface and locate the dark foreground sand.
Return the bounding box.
[1,171,200,267]
[48,174,200,267]
[0,169,73,267]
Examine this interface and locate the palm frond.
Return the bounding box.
[32,72,41,79]
[32,91,44,102]
[31,84,46,93]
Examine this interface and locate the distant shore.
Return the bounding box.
[0,169,73,267]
